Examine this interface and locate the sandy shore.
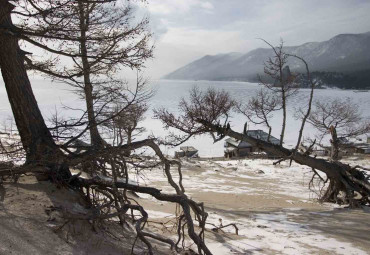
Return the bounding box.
[134,156,370,254]
[0,177,169,255]
[0,156,369,254]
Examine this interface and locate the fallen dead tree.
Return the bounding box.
[200,120,370,206]
[154,87,370,207]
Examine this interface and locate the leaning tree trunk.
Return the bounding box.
[200,120,370,206]
[0,0,71,180]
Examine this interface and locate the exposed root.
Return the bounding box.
[308,163,370,207]
[208,222,239,235]
[78,176,212,254]
[0,138,216,254]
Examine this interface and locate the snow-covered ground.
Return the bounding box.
[131,156,370,255]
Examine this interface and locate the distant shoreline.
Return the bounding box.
[159,79,369,91]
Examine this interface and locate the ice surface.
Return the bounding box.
[1,79,369,157]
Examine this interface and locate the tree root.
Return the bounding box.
[0,138,216,254]
[78,176,212,254]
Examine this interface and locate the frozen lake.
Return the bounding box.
[148,80,370,156]
[1,78,369,157]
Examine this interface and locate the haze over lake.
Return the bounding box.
[1,79,369,157]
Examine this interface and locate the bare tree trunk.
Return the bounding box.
[280,89,286,146]
[261,109,272,142]
[1,1,55,160]
[0,0,71,180]
[84,82,103,147]
[291,55,315,151]
[330,126,340,161]
[267,125,272,142]
[78,1,104,148]
[127,130,132,145]
[124,129,132,157]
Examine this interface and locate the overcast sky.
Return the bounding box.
[135,0,370,79]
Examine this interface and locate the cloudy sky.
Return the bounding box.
[136,0,370,79]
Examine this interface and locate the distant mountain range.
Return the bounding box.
[163,32,370,89]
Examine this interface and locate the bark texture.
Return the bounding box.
[0,1,54,161]
[0,0,70,180]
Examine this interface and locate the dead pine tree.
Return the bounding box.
[306,98,370,161]
[155,85,370,207]
[258,39,298,146]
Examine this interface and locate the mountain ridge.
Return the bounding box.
[163,31,370,88]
